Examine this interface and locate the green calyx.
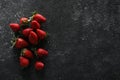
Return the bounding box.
[32,11,38,15]
[11,37,17,48]
[20,48,27,56]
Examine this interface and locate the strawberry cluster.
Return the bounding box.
[9,13,48,71]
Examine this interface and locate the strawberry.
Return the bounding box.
[36,29,47,40]
[35,61,44,70]
[29,31,38,45]
[20,56,29,67]
[22,28,33,37]
[22,48,33,59]
[15,38,28,49]
[31,20,40,30]
[33,13,46,23]
[20,17,28,25]
[36,48,48,57]
[9,23,20,32]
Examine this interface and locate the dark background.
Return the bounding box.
[0,0,120,80]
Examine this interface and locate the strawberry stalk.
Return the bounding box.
[32,11,38,15]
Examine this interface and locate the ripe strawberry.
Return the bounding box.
[35,61,44,70]
[22,28,33,37]
[31,20,40,30]
[9,23,20,32]
[15,38,28,49]
[22,48,33,59]
[29,31,38,45]
[36,29,47,40]
[20,56,29,67]
[20,17,28,25]
[33,13,46,23]
[36,48,48,57]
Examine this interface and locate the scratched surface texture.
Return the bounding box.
[0,0,120,80]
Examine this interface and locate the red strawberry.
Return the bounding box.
[20,17,28,25]
[22,48,33,59]
[35,61,44,70]
[15,38,28,49]
[20,56,29,67]
[31,20,40,30]
[29,31,38,45]
[36,29,47,40]
[22,28,33,37]
[33,13,46,23]
[36,48,48,57]
[9,23,20,32]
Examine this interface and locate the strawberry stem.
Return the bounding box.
[11,41,16,48]
[28,16,33,22]
[32,11,38,15]
[11,37,17,48]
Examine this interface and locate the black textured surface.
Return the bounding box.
[1,0,120,80]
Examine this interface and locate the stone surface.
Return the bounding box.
[0,0,120,80]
